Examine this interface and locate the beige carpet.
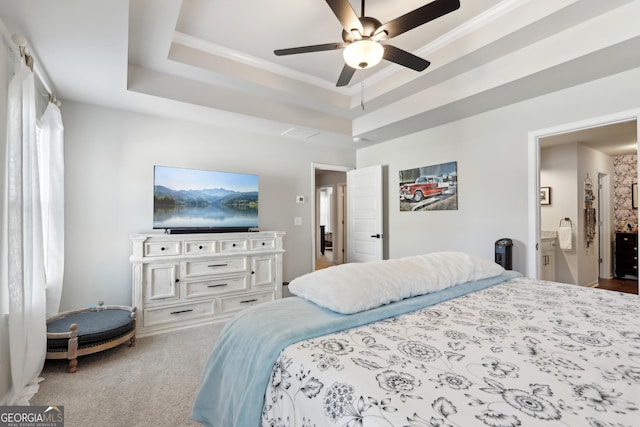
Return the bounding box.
[31,321,226,427]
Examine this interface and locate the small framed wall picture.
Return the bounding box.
[540,187,551,205]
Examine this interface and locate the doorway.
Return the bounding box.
[312,164,349,271]
[529,111,639,291]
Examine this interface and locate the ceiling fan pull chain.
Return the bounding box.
[361,80,365,111]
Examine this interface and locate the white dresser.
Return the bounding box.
[130,231,285,337]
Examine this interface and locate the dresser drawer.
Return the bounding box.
[219,239,248,253]
[616,233,637,247]
[617,260,638,269]
[143,300,215,328]
[184,240,216,255]
[617,252,638,262]
[183,257,248,277]
[220,292,274,314]
[182,275,248,299]
[144,241,181,257]
[616,242,637,252]
[251,238,276,251]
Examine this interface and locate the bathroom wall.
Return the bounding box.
[614,154,638,232]
[540,143,615,286]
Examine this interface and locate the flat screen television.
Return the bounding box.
[153,165,259,233]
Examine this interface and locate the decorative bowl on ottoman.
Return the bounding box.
[46,302,137,373]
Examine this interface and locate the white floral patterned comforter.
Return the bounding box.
[262,277,640,427]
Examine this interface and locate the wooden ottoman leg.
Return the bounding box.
[67,324,79,373]
[68,358,78,374]
[129,307,137,347]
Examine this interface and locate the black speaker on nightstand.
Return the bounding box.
[495,238,513,270]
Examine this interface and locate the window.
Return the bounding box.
[319,187,333,232]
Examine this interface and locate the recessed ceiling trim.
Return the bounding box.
[345,0,532,94]
[173,0,530,98]
[414,0,530,57]
[172,31,342,92]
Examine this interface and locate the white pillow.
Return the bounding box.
[288,252,504,314]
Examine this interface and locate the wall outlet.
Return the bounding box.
[294,217,302,226]
[296,195,305,203]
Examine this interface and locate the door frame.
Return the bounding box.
[311,163,352,271]
[528,109,640,278]
[597,172,612,279]
[336,183,346,265]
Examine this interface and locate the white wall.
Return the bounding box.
[356,67,640,275]
[18,57,640,317]
[60,102,355,311]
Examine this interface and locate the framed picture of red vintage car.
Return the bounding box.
[399,161,457,211]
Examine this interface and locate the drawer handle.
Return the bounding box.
[240,298,258,304]
[208,263,229,268]
[207,284,228,288]
[170,309,194,315]
[199,245,204,250]
[161,247,166,251]
[232,243,236,247]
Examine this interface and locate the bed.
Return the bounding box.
[191,252,640,427]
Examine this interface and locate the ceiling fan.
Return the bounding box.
[274,0,461,87]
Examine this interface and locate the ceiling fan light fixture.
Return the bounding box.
[343,40,384,69]
[370,30,388,42]
[350,28,362,40]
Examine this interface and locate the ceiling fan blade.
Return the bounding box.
[274,43,346,56]
[336,64,356,87]
[383,45,430,71]
[326,0,364,34]
[376,0,460,39]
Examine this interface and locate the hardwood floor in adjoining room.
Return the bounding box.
[595,277,638,295]
[315,249,337,270]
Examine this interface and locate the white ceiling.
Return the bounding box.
[541,120,637,156]
[1,0,639,149]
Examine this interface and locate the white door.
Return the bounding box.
[347,165,383,263]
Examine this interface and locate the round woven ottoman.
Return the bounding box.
[46,302,137,373]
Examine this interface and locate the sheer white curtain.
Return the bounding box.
[319,187,332,232]
[37,102,64,317]
[0,49,63,405]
